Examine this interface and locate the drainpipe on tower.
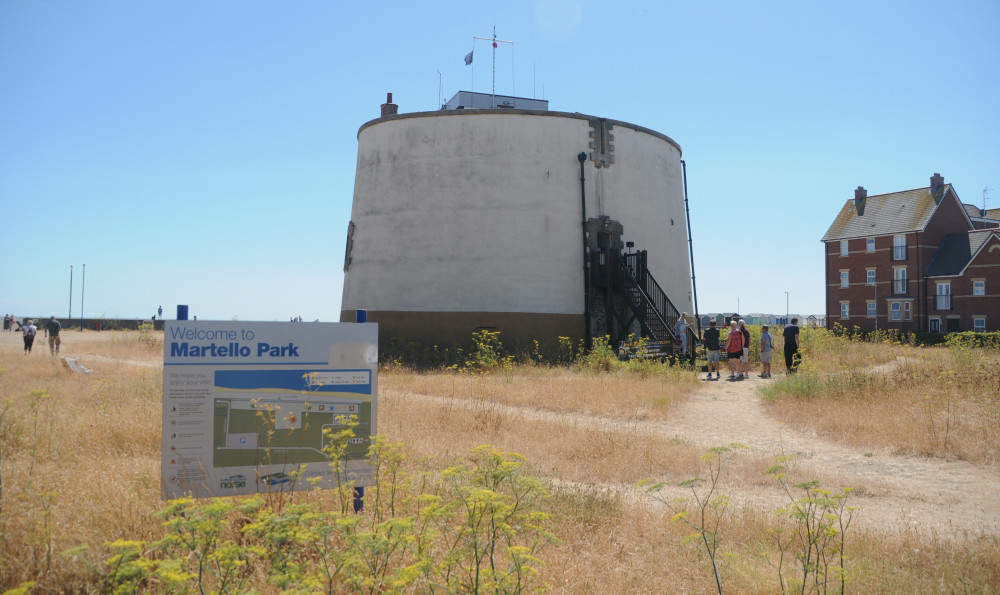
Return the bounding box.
[681,160,700,346]
[579,152,592,350]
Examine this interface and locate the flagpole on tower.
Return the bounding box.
[492,26,496,107]
[472,27,513,108]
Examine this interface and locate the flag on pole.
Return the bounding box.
[464,51,473,66]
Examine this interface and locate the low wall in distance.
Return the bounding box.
[10,317,166,331]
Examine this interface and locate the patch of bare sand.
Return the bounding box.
[74,354,160,369]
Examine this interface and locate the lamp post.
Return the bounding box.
[80,264,85,331]
[69,265,73,318]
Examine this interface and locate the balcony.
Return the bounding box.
[893,279,908,295]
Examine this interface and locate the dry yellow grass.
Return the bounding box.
[0,329,997,592]
[0,330,164,589]
[761,341,1000,465]
[385,364,695,421]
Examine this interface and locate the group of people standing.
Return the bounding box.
[3,314,19,332]
[696,316,800,381]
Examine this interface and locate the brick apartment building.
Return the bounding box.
[822,173,1000,333]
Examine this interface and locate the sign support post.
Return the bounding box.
[353,308,367,513]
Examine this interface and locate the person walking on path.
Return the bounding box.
[703,320,721,380]
[758,324,774,378]
[738,319,751,378]
[725,320,744,380]
[783,317,801,373]
[22,319,38,354]
[3,314,8,332]
[45,316,62,356]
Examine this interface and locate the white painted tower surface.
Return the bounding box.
[341,93,693,347]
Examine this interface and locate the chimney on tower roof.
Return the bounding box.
[381,92,398,117]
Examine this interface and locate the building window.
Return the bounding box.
[936,282,951,310]
[866,268,876,286]
[890,302,901,321]
[893,267,907,294]
[973,279,985,296]
[893,234,907,260]
[903,301,911,321]
[840,240,848,256]
[866,237,875,252]
[929,318,940,333]
[973,317,986,333]
[840,270,849,288]
[840,302,849,319]
[866,300,876,318]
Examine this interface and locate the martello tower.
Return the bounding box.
[341,92,694,349]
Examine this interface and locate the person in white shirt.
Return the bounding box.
[674,312,689,362]
[22,319,38,354]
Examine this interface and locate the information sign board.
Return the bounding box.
[161,321,377,499]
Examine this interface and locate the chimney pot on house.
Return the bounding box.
[381,92,398,117]
[930,172,945,202]
[854,186,867,215]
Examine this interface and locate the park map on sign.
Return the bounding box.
[211,370,372,469]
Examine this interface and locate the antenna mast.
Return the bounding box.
[437,70,442,108]
[473,26,513,108]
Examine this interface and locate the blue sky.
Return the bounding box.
[2,0,997,322]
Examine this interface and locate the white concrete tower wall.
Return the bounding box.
[341,109,692,346]
[590,124,692,310]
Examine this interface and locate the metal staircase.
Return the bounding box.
[613,250,681,343]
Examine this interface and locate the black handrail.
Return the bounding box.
[613,251,681,342]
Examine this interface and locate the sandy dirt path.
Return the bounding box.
[661,371,999,538]
[395,366,1000,539]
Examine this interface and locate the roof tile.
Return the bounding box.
[924,230,1000,277]
[821,185,950,242]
